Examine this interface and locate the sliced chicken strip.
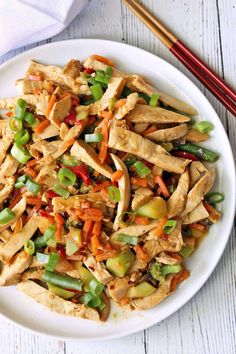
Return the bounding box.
[147,221,183,253]
[189,161,207,187]
[0,229,12,243]
[181,168,215,216]
[32,124,59,142]
[131,187,154,210]
[48,95,71,128]
[0,251,32,286]
[110,153,131,231]
[0,214,38,263]
[17,280,99,321]
[0,127,14,164]
[0,197,27,234]
[53,193,106,213]
[30,140,61,159]
[130,276,172,310]
[146,124,188,143]
[155,252,180,265]
[114,93,138,119]
[100,77,125,111]
[22,269,43,281]
[0,119,7,136]
[108,126,190,174]
[84,256,114,284]
[110,220,160,243]
[71,140,113,179]
[182,202,209,224]
[0,155,19,184]
[0,177,14,208]
[167,170,190,218]
[0,94,50,115]
[126,104,190,124]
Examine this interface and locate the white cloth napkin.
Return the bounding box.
[0,0,88,57]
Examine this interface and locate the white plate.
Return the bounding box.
[0,39,235,341]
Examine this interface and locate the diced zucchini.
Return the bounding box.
[127,281,156,298]
[106,249,135,278]
[136,197,167,219]
[179,245,195,258]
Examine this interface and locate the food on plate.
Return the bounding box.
[0,54,223,321]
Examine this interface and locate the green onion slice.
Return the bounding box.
[14,129,30,145]
[57,168,76,186]
[46,252,59,272]
[116,233,138,246]
[124,156,136,168]
[53,183,70,199]
[0,208,15,225]
[205,192,224,204]
[9,117,23,132]
[118,211,135,225]
[42,270,83,291]
[89,279,104,296]
[193,121,214,133]
[81,292,102,308]
[15,98,27,120]
[149,93,159,107]
[34,225,56,249]
[36,252,50,263]
[133,161,151,177]
[60,154,78,167]
[11,143,31,164]
[46,237,57,248]
[25,178,41,195]
[107,186,121,203]
[24,112,36,125]
[66,238,79,256]
[162,220,177,234]
[179,246,195,258]
[24,240,35,255]
[90,84,104,101]
[85,133,103,143]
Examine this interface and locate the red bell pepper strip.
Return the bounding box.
[172,150,199,161]
[70,164,92,186]
[47,190,59,198]
[64,111,81,126]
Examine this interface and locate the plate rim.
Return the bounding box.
[0,38,235,341]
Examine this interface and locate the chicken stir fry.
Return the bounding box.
[0,55,223,321]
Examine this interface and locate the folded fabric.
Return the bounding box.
[0,0,88,57]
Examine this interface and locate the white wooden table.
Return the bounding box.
[0,1,235,353]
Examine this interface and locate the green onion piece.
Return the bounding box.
[17,175,28,183]
[76,111,88,121]
[0,208,15,225]
[47,283,75,299]
[106,66,112,76]
[11,143,31,164]
[95,70,106,83]
[14,181,25,189]
[118,211,135,225]
[15,98,27,120]
[121,86,133,98]
[36,252,50,263]
[193,121,214,133]
[97,299,106,311]
[25,178,41,195]
[162,220,177,234]
[116,233,138,245]
[46,237,57,248]
[149,93,159,107]
[133,161,151,177]
[124,156,136,168]
[89,279,104,296]
[85,133,103,143]
[90,84,104,101]
[161,263,182,276]
[31,117,40,129]
[24,112,36,125]
[24,240,35,255]
[14,129,30,145]
[168,185,175,194]
[205,192,224,204]
[107,186,121,203]
[108,96,117,112]
[179,245,195,258]
[46,252,59,272]
[9,117,23,132]
[83,98,95,106]
[66,238,79,256]
[34,225,56,249]
[81,292,102,308]
[60,154,79,167]
[57,168,76,186]
[42,270,83,291]
[177,143,219,162]
[53,183,70,199]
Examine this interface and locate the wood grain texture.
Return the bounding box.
[0,1,235,353]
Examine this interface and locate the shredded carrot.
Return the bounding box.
[9,193,21,209]
[142,125,157,136]
[61,138,76,150]
[35,119,50,134]
[83,220,94,241]
[27,197,42,205]
[153,216,168,237]
[93,220,102,236]
[26,159,38,168]
[91,54,114,67]
[170,276,178,292]
[99,110,113,120]
[120,297,129,306]
[114,99,126,109]
[99,117,109,163]
[91,234,101,256]
[134,216,150,225]
[131,177,147,187]
[13,217,22,234]
[81,201,92,209]
[176,269,190,284]
[45,94,56,117]
[93,171,100,178]
[92,180,111,192]
[85,208,103,218]
[155,175,170,198]
[55,213,65,225]
[95,249,117,262]
[135,244,149,262]
[112,170,123,182]
[190,223,205,232]
[6,111,13,117]
[24,167,37,178]
[55,223,63,242]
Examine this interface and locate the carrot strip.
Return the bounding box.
[26,159,38,168]
[131,177,147,187]
[112,170,124,182]
[93,220,102,236]
[134,216,150,225]
[27,197,42,205]
[99,110,113,120]
[13,217,23,234]
[153,217,168,237]
[170,276,178,292]
[99,117,109,163]
[55,213,65,225]
[9,193,21,209]
[91,55,114,67]
[92,180,111,192]
[35,119,50,134]
[114,99,126,109]
[83,220,94,241]
[95,249,117,262]
[91,234,101,256]
[85,208,103,218]
[45,94,56,117]
[55,223,63,242]
[6,111,13,117]
[190,223,205,232]
[155,175,170,198]
[176,269,190,284]
[24,167,37,178]
[135,244,149,262]
[204,202,221,222]
[142,125,157,136]
[81,202,92,209]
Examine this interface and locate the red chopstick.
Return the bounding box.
[123,0,236,116]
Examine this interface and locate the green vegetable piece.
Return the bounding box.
[9,117,23,132]
[11,143,31,164]
[81,292,102,308]
[25,178,41,195]
[47,283,75,299]
[107,186,121,203]
[90,84,104,101]
[205,192,224,204]
[34,225,56,249]
[150,262,181,281]
[177,143,219,162]
[53,183,70,199]
[84,133,103,143]
[24,112,36,125]
[136,197,167,219]
[127,281,156,298]
[0,208,15,224]
[106,248,135,278]
[149,93,159,107]
[179,245,195,258]
[89,279,104,296]
[66,238,79,256]
[58,168,76,186]
[36,252,50,263]
[15,98,27,120]
[161,263,182,276]
[46,252,59,272]
[78,266,96,292]
[162,220,177,234]
[149,262,165,282]
[24,240,35,255]
[42,270,83,291]
[133,161,151,177]
[60,154,79,167]
[116,233,138,246]
[193,121,214,133]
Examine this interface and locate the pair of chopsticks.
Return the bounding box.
[123,0,236,116]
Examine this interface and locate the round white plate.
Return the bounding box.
[0,39,235,341]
